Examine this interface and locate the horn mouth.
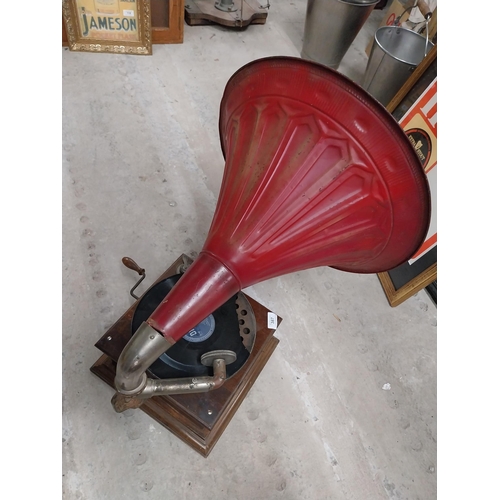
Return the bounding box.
[214,56,430,276]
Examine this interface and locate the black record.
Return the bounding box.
[131,274,249,379]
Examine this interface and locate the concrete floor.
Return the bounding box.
[62,3,437,499]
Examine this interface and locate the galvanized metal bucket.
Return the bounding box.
[362,26,434,106]
[301,0,379,70]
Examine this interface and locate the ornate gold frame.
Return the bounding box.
[62,0,152,55]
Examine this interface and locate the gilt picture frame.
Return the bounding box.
[62,0,152,55]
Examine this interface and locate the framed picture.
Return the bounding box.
[62,0,152,55]
[63,0,183,46]
[378,45,437,307]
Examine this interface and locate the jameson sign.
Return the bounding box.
[81,14,137,36]
[77,0,140,42]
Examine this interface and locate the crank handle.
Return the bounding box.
[122,257,146,300]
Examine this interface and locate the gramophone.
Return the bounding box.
[91,56,430,457]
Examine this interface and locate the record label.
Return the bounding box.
[183,314,216,343]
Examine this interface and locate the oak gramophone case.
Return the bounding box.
[91,56,430,457]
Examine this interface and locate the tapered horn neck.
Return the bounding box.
[146,252,240,343]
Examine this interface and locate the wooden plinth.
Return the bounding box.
[90,255,280,457]
[185,0,268,28]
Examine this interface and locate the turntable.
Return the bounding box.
[90,56,431,458]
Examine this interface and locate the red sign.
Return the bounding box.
[399,79,437,264]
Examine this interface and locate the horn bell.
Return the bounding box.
[147,56,430,343]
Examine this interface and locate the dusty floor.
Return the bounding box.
[62,3,437,499]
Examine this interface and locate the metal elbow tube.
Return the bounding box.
[140,358,227,397]
[114,322,174,395]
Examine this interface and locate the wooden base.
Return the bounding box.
[185,0,268,28]
[90,255,280,457]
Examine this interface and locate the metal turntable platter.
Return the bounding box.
[131,274,255,379]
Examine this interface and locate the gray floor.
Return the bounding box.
[62,3,436,499]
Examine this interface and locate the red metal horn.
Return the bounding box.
[147,56,430,345]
